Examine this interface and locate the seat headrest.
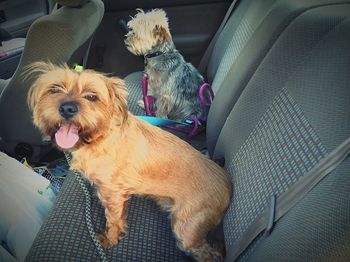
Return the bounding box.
[55,0,89,7]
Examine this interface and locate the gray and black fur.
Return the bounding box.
[124,9,207,122]
[144,41,207,122]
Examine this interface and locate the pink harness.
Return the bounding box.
[141,74,214,137]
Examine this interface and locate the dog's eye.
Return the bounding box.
[84,94,97,102]
[50,86,62,94]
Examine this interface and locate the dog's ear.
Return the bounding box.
[25,62,68,111]
[154,25,171,42]
[25,62,58,112]
[27,81,38,112]
[104,76,128,125]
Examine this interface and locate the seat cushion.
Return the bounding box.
[124,71,145,116]
[26,172,185,261]
[212,3,350,261]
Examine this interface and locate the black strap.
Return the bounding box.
[225,135,350,261]
[144,50,175,66]
[198,0,240,75]
[144,51,164,59]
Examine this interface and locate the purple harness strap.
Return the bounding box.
[142,74,157,116]
[141,74,214,137]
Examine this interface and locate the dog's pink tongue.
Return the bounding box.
[55,124,79,149]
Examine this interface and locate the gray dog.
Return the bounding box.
[124,9,207,122]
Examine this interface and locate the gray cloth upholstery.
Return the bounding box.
[26,173,184,262]
[0,0,104,160]
[206,0,350,156]
[25,0,350,261]
[208,0,277,92]
[124,71,145,116]
[206,0,278,153]
[212,3,350,261]
[206,0,251,84]
[223,88,328,247]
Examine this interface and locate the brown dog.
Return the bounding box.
[27,62,232,261]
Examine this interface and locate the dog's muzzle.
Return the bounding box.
[118,19,130,39]
[59,102,78,119]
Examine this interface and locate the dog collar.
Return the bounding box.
[144,51,164,59]
[144,51,164,66]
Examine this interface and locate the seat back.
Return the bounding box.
[0,0,104,161]
[206,0,277,90]
[206,0,350,156]
[210,1,350,260]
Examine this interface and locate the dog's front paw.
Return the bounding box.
[137,99,145,110]
[98,233,123,249]
[98,229,126,249]
[98,233,116,249]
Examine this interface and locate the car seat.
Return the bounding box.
[24,0,350,261]
[123,0,278,152]
[0,0,104,161]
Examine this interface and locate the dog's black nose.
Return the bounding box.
[59,102,78,119]
[118,19,130,39]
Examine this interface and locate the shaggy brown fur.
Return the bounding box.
[27,62,232,261]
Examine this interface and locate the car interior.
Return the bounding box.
[0,0,349,261]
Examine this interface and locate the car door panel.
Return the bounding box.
[0,0,47,37]
[0,0,47,79]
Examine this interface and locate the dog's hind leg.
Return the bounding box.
[171,208,223,262]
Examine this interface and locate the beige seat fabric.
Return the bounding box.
[0,0,104,161]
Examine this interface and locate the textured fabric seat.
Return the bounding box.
[25,0,350,261]
[206,0,350,154]
[0,0,104,161]
[26,173,185,262]
[212,2,350,260]
[125,72,145,116]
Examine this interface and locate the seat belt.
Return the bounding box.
[82,34,95,69]
[198,0,240,75]
[225,135,350,262]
